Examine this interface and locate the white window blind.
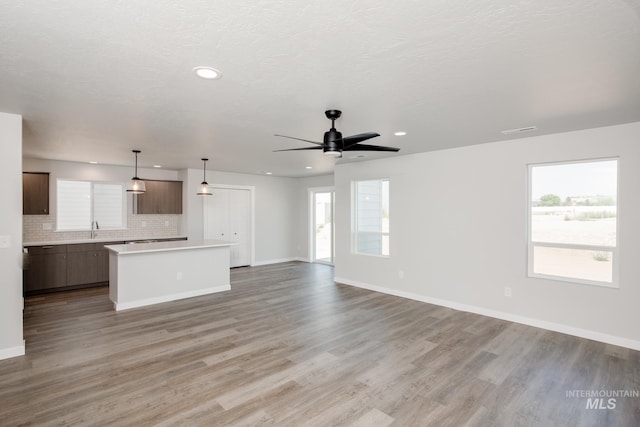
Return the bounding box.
[57,180,91,231]
[94,183,125,229]
[354,179,389,256]
[57,180,126,231]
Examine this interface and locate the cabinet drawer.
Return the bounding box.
[25,245,67,255]
[67,243,100,253]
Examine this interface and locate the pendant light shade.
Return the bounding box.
[126,150,146,194]
[197,158,212,196]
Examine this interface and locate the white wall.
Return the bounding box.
[295,174,334,261]
[181,169,300,265]
[334,122,640,349]
[0,112,24,359]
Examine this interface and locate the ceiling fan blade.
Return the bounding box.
[343,143,400,152]
[273,146,323,152]
[342,132,380,148]
[274,134,323,145]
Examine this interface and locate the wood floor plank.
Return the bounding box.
[1,261,638,426]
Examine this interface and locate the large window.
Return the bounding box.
[528,159,618,287]
[57,180,126,231]
[354,179,389,256]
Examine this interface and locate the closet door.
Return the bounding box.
[228,189,251,267]
[204,187,252,268]
[204,188,229,240]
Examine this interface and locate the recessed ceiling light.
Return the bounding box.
[394,131,407,136]
[193,66,222,80]
[265,172,273,175]
[501,126,537,135]
[89,161,98,164]
[305,166,312,169]
[153,165,162,168]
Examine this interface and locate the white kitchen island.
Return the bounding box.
[105,239,234,311]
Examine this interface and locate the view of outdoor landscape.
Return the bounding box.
[530,159,617,284]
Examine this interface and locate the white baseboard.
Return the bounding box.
[252,257,307,266]
[0,341,26,360]
[334,277,640,351]
[114,285,230,311]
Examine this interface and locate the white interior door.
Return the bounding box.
[228,188,251,267]
[204,187,252,268]
[204,189,229,240]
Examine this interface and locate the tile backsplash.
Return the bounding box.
[23,213,181,243]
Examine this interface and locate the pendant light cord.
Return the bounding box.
[202,158,209,182]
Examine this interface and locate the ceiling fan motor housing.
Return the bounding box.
[324,129,342,156]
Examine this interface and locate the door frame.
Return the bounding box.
[308,186,335,265]
[203,184,256,266]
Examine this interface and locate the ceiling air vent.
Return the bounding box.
[501,126,538,135]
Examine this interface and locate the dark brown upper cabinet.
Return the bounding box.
[135,180,183,214]
[23,172,50,215]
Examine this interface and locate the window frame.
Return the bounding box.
[56,179,127,232]
[526,157,619,288]
[352,178,390,258]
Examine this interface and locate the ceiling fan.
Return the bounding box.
[273,109,400,158]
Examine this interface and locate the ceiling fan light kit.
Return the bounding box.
[274,109,400,158]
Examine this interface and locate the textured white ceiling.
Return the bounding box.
[1,0,639,176]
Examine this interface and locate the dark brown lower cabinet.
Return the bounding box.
[67,244,101,286]
[97,249,109,283]
[23,245,67,292]
[24,241,123,295]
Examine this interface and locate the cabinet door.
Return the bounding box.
[23,172,50,215]
[136,180,162,214]
[156,180,183,214]
[95,243,118,283]
[24,246,67,292]
[67,244,99,285]
[136,180,183,214]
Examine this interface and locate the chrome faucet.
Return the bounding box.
[91,220,99,239]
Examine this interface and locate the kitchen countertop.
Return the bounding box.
[105,239,234,255]
[24,236,187,246]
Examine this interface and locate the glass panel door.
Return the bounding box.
[313,190,334,264]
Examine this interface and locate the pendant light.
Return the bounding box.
[126,149,146,194]
[197,158,212,195]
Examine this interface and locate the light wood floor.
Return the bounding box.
[1,262,638,426]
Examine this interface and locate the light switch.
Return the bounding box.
[0,235,10,248]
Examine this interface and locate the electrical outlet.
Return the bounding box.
[0,235,9,248]
[398,270,405,279]
[504,287,512,297]
[165,221,169,227]
[141,221,147,228]
[177,272,182,280]
[42,223,52,230]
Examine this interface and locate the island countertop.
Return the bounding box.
[105,239,235,255]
